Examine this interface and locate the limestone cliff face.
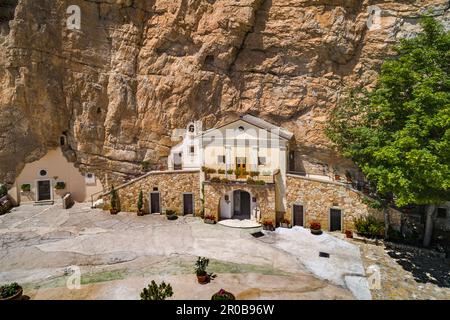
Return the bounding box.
[0,0,449,185]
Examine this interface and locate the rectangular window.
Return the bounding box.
[85,173,96,185]
[437,207,447,219]
[258,157,266,166]
[218,155,226,164]
[190,146,195,155]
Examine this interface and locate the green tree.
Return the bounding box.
[110,186,119,211]
[327,16,450,247]
[0,184,7,198]
[137,190,143,212]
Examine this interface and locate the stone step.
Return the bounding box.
[34,201,54,206]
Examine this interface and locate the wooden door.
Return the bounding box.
[330,209,342,232]
[37,180,51,201]
[236,158,247,178]
[293,204,304,227]
[150,192,161,214]
[183,194,194,215]
[240,191,251,219]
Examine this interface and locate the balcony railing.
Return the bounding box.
[205,171,275,185]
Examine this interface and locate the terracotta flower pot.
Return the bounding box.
[311,229,322,235]
[110,209,119,215]
[0,287,23,301]
[197,274,209,284]
[137,210,144,217]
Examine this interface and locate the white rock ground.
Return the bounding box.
[0,203,370,300]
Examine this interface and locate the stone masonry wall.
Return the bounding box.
[286,175,402,232]
[204,182,276,224]
[103,170,201,215]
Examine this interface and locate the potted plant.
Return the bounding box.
[218,169,226,175]
[20,184,31,193]
[280,218,291,228]
[262,220,275,231]
[249,171,260,178]
[204,214,216,224]
[137,190,144,216]
[54,181,67,197]
[0,282,23,300]
[141,161,150,172]
[211,289,235,300]
[0,184,7,198]
[195,257,209,284]
[55,181,66,190]
[226,169,234,175]
[109,186,119,215]
[310,221,322,235]
[166,209,178,220]
[345,230,353,238]
[210,177,221,183]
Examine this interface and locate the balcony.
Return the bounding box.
[203,167,275,185]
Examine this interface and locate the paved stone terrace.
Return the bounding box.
[0,203,370,300]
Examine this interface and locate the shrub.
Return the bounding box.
[20,184,31,192]
[140,281,173,300]
[110,186,119,211]
[55,182,66,190]
[141,161,150,172]
[254,180,266,186]
[310,221,321,230]
[211,289,235,300]
[195,257,209,276]
[220,178,230,184]
[218,169,226,174]
[201,166,208,173]
[137,191,143,212]
[263,220,273,227]
[235,168,241,176]
[210,177,221,183]
[246,177,255,184]
[0,184,8,197]
[0,283,21,299]
[227,169,234,175]
[354,215,385,238]
[167,214,178,220]
[166,209,177,216]
[249,171,260,177]
[207,168,217,174]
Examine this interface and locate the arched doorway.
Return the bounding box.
[233,190,251,220]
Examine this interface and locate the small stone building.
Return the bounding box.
[103,170,201,216]
[285,174,402,232]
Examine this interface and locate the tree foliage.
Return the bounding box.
[327,16,450,207]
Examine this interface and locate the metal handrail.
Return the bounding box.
[90,189,108,209]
